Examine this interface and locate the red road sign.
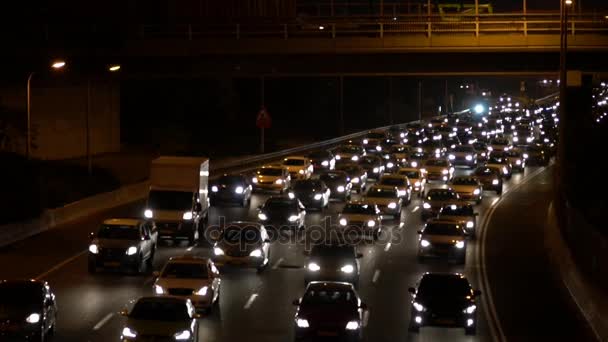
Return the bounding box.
[256,107,272,129]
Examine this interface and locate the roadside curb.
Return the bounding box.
[545,202,608,342]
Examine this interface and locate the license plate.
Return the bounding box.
[318,331,338,336]
[104,262,121,267]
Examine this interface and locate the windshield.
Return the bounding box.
[475,167,499,176]
[367,188,396,198]
[337,146,361,154]
[97,225,140,240]
[258,168,283,176]
[320,173,345,182]
[441,205,474,216]
[302,288,357,306]
[379,178,406,186]
[454,146,474,153]
[427,190,457,200]
[294,180,323,191]
[283,159,305,166]
[418,276,471,297]
[264,198,298,210]
[311,245,355,258]
[148,190,192,211]
[425,159,448,167]
[424,223,462,236]
[399,171,420,179]
[217,175,244,185]
[222,227,262,243]
[491,139,509,145]
[130,299,190,321]
[342,203,376,215]
[161,263,208,279]
[451,178,478,185]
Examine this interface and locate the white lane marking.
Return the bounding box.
[93,313,115,331]
[272,258,284,270]
[476,165,548,342]
[362,309,370,327]
[372,270,381,283]
[244,294,258,310]
[384,243,392,252]
[35,250,87,280]
[412,206,419,212]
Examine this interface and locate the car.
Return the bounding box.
[437,203,478,238]
[334,144,366,162]
[406,122,424,136]
[421,158,454,183]
[119,296,199,341]
[308,150,336,172]
[518,144,549,166]
[448,176,483,204]
[293,281,367,342]
[512,124,535,144]
[358,155,385,180]
[319,170,352,201]
[335,162,368,193]
[505,149,526,172]
[420,139,446,157]
[421,189,460,220]
[428,117,448,128]
[88,219,158,274]
[396,167,426,197]
[448,145,478,168]
[473,166,503,195]
[382,154,401,173]
[304,243,363,285]
[337,201,383,239]
[485,153,513,179]
[212,222,271,273]
[153,256,221,313]
[364,186,403,218]
[362,130,387,145]
[283,156,314,180]
[408,151,429,169]
[257,196,306,231]
[417,219,467,264]
[388,144,411,164]
[381,137,401,151]
[488,137,512,152]
[472,141,489,163]
[408,273,481,335]
[289,179,331,210]
[209,173,252,207]
[377,174,412,205]
[252,165,291,193]
[442,135,461,150]
[0,279,57,341]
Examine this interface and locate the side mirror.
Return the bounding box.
[119,309,129,317]
[408,287,416,294]
[360,303,368,310]
[356,253,364,259]
[473,290,482,297]
[292,299,300,306]
[152,271,160,278]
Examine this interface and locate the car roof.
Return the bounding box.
[260,164,285,169]
[420,272,470,283]
[306,281,355,292]
[167,255,210,265]
[380,174,407,180]
[136,296,189,305]
[102,218,143,226]
[345,200,377,207]
[398,167,419,172]
[284,156,307,160]
[369,185,397,191]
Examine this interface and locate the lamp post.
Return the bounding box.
[26,60,66,159]
[559,0,572,114]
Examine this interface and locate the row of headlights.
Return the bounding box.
[258,213,299,222]
[448,154,474,161]
[412,301,476,314]
[144,209,193,221]
[339,218,376,227]
[211,185,245,194]
[336,155,360,161]
[213,247,263,258]
[307,262,354,274]
[420,239,465,249]
[154,285,208,297]
[89,244,138,256]
[123,327,191,340]
[296,318,360,330]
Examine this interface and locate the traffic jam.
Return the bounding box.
[0,95,560,342]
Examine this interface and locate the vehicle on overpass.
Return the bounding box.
[448,176,483,204]
[335,162,368,193]
[88,218,157,274]
[364,185,403,218]
[473,165,504,195]
[144,156,209,245]
[377,174,412,205]
[283,156,314,180]
[319,170,353,201]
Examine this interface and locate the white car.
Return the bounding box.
[153,256,221,313]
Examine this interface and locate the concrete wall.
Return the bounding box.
[0,78,120,160]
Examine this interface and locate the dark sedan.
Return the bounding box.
[257,196,306,231]
[319,170,352,201]
[335,163,368,193]
[290,179,331,210]
[308,150,336,172]
[357,155,385,180]
[209,174,252,207]
[473,166,503,195]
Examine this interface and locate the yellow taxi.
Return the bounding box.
[252,164,291,193]
[283,156,313,180]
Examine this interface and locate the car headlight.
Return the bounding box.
[211,186,219,192]
[298,169,305,175]
[341,264,354,273]
[174,329,192,340]
[321,160,329,166]
[122,327,137,339]
[288,192,295,199]
[387,162,394,168]
[307,263,321,272]
[258,212,268,221]
[363,139,369,144]
[336,155,341,160]
[516,159,522,165]
[503,167,508,175]
[488,146,493,151]
[414,181,421,187]
[481,152,486,157]
[252,177,258,183]
[144,209,153,218]
[249,249,263,258]
[411,161,418,167]
[351,177,360,184]
[337,185,345,192]
[351,155,359,161]
[455,241,465,249]
[214,247,225,256]
[339,218,348,226]
[492,179,500,185]
[420,168,426,174]
[423,202,431,209]
[467,221,474,229]
[373,167,379,173]
[387,202,397,209]
[448,154,455,160]
[314,194,323,200]
[413,302,425,312]
[195,285,209,296]
[88,244,99,254]
[442,169,449,175]
[345,321,360,330]
[420,239,430,247]
[296,318,310,328]
[183,211,193,220]
[376,146,382,151]
[473,189,481,195]
[466,155,473,161]
[25,313,40,324]
[288,215,299,222]
[235,186,244,194]
[367,220,376,227]
[397,190,406,197]
[126,246,137,256]
[464,305,477,314]
[154,285,165,295]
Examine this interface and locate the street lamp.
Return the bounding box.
[108,64,121,72]
[26,60,66,159]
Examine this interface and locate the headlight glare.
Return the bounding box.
[387,202,397,209]
[154,285,164,295]
[423,202,431,209]
[258,213,268,221]
[174,330,192,340]
[182,211,193,220]
[337,185,345,192]
[341,264,354,273]
[288,215,299,222]
[420,239,430,247]
[211,186,219,192]
[235,186,244,194]
[249,249,263,258]
[89,244,99,254]
[314,194,323,200]
[144,209,153,218]
[126,246,137,256]
[296,318,310,328]
[214,247,225,256]
[345,321,360,330]
[122,327,137,338]
[467,221,474,229]
[339,218,348,226]
[367,220,376,227]
[473,189,481,195]
[413,302,425,312]
[455,241,465,249]
[308,263,321,272]
[25,313,40,324]
[465,305,477,314]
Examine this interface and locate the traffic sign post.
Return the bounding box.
[256,107,271,153]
